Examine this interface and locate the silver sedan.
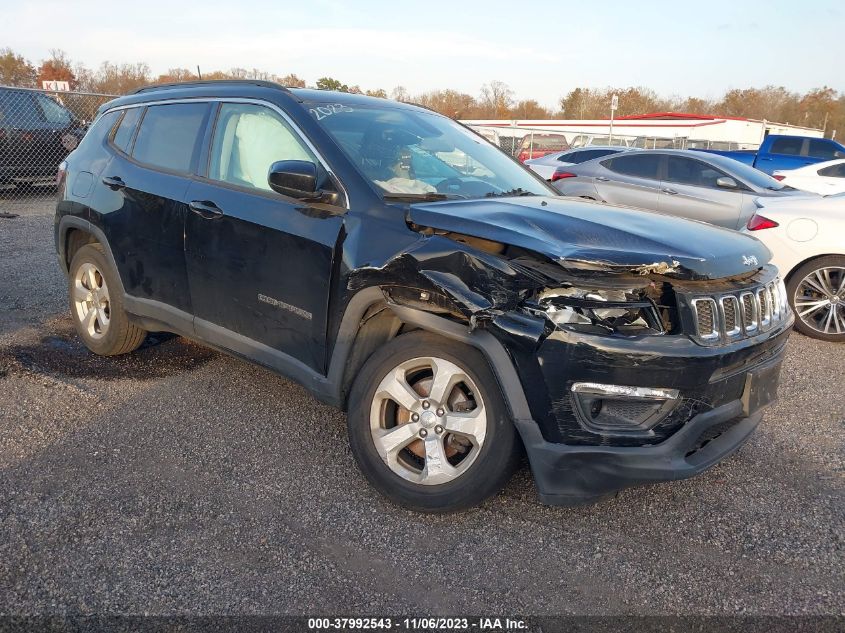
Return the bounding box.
[553,149,811,229]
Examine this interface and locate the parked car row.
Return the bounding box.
[539,146,843,341]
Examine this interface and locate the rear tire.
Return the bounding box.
[786,255,845,342]
[68,243,146,355]
[347,331,520,512]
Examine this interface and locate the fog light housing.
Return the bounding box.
[571,382,680,434]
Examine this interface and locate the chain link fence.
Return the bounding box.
[0,86,117,216]
[466,123,757,163]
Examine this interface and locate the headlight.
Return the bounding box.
[776,277,789,316]
[538,286,665,334]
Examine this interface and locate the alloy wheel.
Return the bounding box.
[793,266,845,335]
[72,262,111,339]
[369,356,487,485]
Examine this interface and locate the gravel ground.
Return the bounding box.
[0,192,843,617]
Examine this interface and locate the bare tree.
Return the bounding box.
[479,80,514,118]
[391,86,409,102]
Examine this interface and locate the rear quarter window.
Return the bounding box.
[80,110,121,146]
[131,103,209,173]
[112,107,143,154]
[818,163,845,178]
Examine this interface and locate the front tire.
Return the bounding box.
[347,331,520,512]
[68,243,146,355]
[786,255,845,342]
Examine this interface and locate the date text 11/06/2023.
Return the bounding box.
[307,617,529,630]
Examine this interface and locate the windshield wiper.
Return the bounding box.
[383,192,460,202]
[484,188,537,198]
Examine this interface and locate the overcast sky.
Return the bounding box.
[2,0,843,108]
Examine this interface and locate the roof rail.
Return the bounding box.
[132,79,291,94]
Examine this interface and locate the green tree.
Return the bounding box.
[316,77,349,92]
[0,47,36,87]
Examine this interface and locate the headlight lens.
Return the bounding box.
[539,287,665,334]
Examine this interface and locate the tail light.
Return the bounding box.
[551,170,577,182]
[747,213,779,231]
[772,174,786,181]
[56,160,68,186]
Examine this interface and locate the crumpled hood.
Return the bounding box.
[408,196,772,281]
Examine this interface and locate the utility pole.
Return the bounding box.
[609,94,618,143]
[197,65,202,80]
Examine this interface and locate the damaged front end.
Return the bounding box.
[348,196,793,503]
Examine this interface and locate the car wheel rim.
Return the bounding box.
[369,356,488,486]
[794,266,845,335]
[72,262,110,340]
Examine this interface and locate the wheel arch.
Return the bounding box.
[57,217,127,298]
[783,252,845,286]
[327,288,532,423]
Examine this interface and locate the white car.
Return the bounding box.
[773,159,845,195]
[744,193,845,341]
[524,146,636,180]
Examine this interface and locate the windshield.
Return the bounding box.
[707,154,788,191]
[308,102,554,199]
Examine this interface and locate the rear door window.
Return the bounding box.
[112,107,143,154]
[602,154,661,179]
[131,103,209,173]
[770,137,804,156]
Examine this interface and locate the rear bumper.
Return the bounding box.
[516,353,783,505]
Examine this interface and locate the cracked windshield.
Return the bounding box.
[308,102,552,199]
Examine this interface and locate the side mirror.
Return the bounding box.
[716,176,739,189]
[268,160,320,200]
[834,151,845,159]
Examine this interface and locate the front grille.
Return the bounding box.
[721,296,740,337]
[689,277,788,345]
[691,298,718,340]
[741,292,757,332]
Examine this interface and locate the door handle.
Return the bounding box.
[102,176,125,190]
[189,200,223,219]
[595,176,610,182]
[661,187,678,195]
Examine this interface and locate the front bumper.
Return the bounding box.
[515,348,784,505]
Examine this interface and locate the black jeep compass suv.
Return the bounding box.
[55,81,792,511]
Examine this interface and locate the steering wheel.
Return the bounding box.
[436,177,466,195]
